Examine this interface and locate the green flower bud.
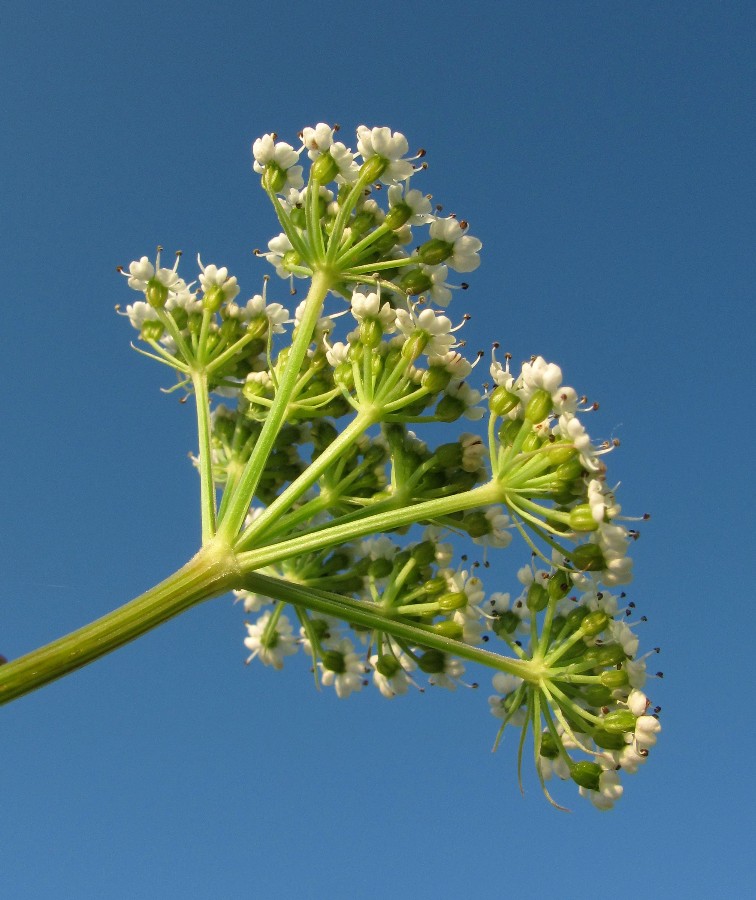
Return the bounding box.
[417,237,453,266]
[592,729,627,750]
[526,582,549,612]
[438,592,468,612]
[422,366,452,393]
[583,685,613,707]
[570,504,600,532]
[400,268,433,296]
[489,385,520,417]
[539,732,561,759]
[524,389,552,422]
[321,650,346,674]
[600,669,630,689]
[384,202,413,230]
[580,610,609,637]
[602,710,637,734]
[146,277,169,308]
[429,621,463,640]
[311,152,339,183]
[572,544,606,572]
[585,643,627,668]
[569,761,603,791]
[564,605,590,632]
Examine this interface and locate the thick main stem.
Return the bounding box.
[0,544,240,705]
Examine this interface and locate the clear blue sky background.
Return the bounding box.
[1,2,753,897]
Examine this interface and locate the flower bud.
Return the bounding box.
[556,456,584,481]
[524,389,552,422]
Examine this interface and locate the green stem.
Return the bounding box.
[241,573,535,682]
[191,370,217,543]
[0,544,241,706]
[216,269,334,541]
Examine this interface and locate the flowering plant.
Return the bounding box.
[0,124,661,809]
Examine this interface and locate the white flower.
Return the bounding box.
[197,258,240,303]
[320,638,366,698]
[229,295,289,333]
[492,672,523,695]
[124,300,158,330]
[387,184,434,225]
[447,380,485,420]
[325,340,350,367]
[428,217,482,273]
[635,715,661,750]
[244,611,298,669]
[580,768,624,811]
[459,433,488,473]
[428,654,465,690]
[609,619,639,658]
[301,123,335,157]
[125,255,181,294]
[369,652,415,698]
[252,133,304,191]
[395,306,456,357]
[233,588,270,613]
[626,689,648,717]
[356,125,414,183]
[428,350,472,378]
[472,506,513,548]
[350,291,396,330]
[521,355,563,395]
[556,413,602,474]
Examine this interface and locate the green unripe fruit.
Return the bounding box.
[435,395,465,422]
[556,456,584,481]
[400,268,432,296]
[321,650,346,674]
[360,319,383,348]
[359,155,388,183]
[498,419,522,446]
[602,710,637,734]
[417,649,446,674]
[526,582,549,613]
[145,278,168,308]
[423,576,447,596]
[539,732,560,759]
[565,605,590,632]
[422,366,452,393]
[417,237,453,266]
[492,611,520,635]
[438,592,468,612]
[429,621,463,640]
[462,510,490,539]
[572,544,606,572]
[583,685,613,707]
[522,430,544,452]
[375,656,402,678]
[311,152,339,183]
[489,386,520,416]
[570,504,600,532]
[600,669,630,689]
[435,442,463,469]
[584,643,627,668]
[569,761,603,791]
[580,610,609,637]
[140,320,165,342]
[592,729,627,750]
[242,379,267,402]
[547,575,571,602]
[411,541,437,567]
[547,444,577,465]
[384,202,413,230]
[263,162,287,193]
[525,389,552,422]
[369,557,393,579]
[289,207,306,229]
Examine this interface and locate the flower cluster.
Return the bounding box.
[119,124,659,810]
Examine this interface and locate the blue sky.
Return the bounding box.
[1,2,753,897]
